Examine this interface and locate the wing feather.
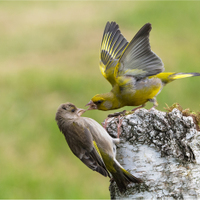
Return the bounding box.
[63,120,110,177]
[115,23,164,81]
[100,21,128,86]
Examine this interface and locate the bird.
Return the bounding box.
[86,21,200,112]
[55,102,142,193]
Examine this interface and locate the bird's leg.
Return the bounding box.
[107,110,126,118]
[148,98,158,111]
[115,115,123,138]
[102,117,109,129]
[102,110,126,130]
[131,104,146,112]
[107,111,126,137]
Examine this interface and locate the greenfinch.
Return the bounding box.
[86,21,200,111]
[55,102,142,193]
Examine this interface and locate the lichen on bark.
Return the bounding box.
[106,108,200,199]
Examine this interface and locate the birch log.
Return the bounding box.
[106,108,200,199]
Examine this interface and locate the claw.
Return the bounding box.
[102,117,109,130]
[115,115,123,138]
[148,98,158,111]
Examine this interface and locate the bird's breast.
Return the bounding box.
[120,77,163,106]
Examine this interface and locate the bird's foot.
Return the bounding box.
[102,111,126,136]
[102,117,109,129]
[148,98,158,111]
[131,104,146,112]
[107,110,126,118]
[108,111,126,137]
[149,105,157,111]
[115,115,123,138]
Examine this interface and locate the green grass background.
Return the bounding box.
[1,2,200,199]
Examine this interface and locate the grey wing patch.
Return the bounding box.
[101,21,128,69]
[118,23,164,78]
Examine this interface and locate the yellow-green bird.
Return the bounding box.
[55,102,142,193]
[86,21,200,111]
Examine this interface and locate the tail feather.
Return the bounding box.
[169,72,200,80]
[154,72,200,84]
[111,162,142,193]
[122,168,143,184]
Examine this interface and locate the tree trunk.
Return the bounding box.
[106,108,200,199]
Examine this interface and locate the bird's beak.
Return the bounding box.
[77,108,86,117]
[85,100,97,110]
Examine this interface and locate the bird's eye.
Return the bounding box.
[71,108,75,113]
[96,100,103,104]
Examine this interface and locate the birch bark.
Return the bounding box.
[106,108,200,199]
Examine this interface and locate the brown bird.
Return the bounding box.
[55,102,142,193]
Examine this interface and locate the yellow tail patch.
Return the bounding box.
[171,74,194,80]
[153,72,200,84]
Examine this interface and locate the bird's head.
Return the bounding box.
[55,102,86,121]
[86,94,114,111]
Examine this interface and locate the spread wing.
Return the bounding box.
[114,23,164,86]
[100,21,128,86]
[63,120,110,177]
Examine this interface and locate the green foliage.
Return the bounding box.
[1,2,200,199]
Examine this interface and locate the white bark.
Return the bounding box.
[106,108,200,199]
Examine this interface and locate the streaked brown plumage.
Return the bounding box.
[55,102,142,193]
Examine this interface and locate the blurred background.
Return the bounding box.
[1,1,200,199]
